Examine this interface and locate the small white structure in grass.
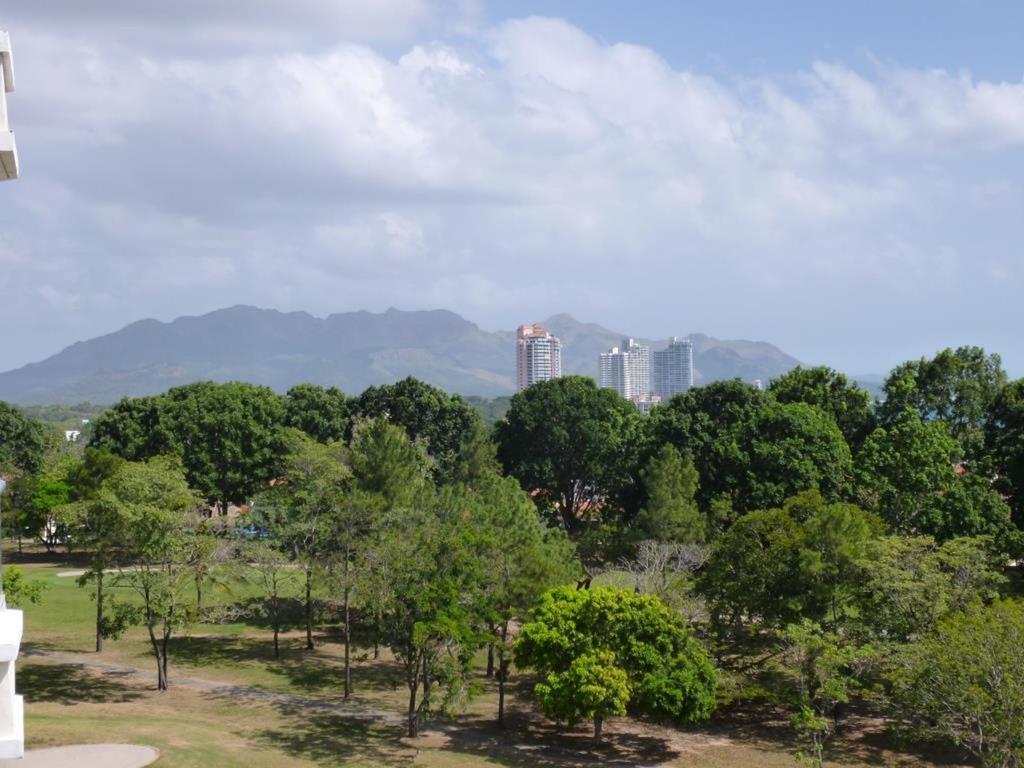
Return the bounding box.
[0,31,17,180]
[0,31,26,760]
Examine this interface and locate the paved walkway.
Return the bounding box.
[0,744,158,767]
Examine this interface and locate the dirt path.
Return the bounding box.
[23,648,679,766]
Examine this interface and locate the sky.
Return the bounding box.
[0,1,1022,377]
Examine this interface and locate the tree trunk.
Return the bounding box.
[195,575,204,617]
[160,629,171,691]
[95,570,104,653]
[406,673,419,738]
[420,654,431,729]
[497,645,507,728]
[594,714,603,742]
[273,619,280,659]
[146,621,167,692]
[486,641,495,678]
[343,584,351,700]
[304,565,314,650]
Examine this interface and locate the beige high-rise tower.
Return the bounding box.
[516,323,562,391]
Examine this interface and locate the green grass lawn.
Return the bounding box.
[9,553,967,768]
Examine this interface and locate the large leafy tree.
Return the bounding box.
[92,382,287,512]
[88,395,169,460]
[737,402,852,512]
[283,383,350,444]
[349,417,430,509]
[496,376,641,533]
[698,508,808,635]
[646,380,769,512]
[769,366,875,449]
[893,599,1024,768]
[353,377,480,482]
[515,586,716,740]
[854,408,959,533]
[878,346,1006,460]
[852,535,1006,643]
[0,401,49,474]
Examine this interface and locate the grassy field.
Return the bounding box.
[10,553,967,767]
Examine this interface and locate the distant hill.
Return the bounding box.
[0,306,802,404]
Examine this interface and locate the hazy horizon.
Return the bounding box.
[2,1,1022,376]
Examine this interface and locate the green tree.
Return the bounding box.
[25,458,76,552]
[284,383,350,444]
[255,431,351,653]
[854,408,959,532]
[0,401,49,474]
[770,366,875,449]
[893,599,1024,768]
[698,508,807,635]
[647,379,768,513]
[853,535,1006,643]
[535,651,630,742]
[737,401,852,512]
[373,499,485,737]
[800,503,885,627]
[349,417,430,509]
[64,448,128,651]
[455,472,578,725]
[92,382,287,514]
[782,621,872,768]
[636,444,704,543]
[111,457,198,690]
[987,379,1024,524]
[878,346,1006,460]
[244,539,298,659]
[88,395,169,460]
[496,376,641,533]
[353,377,480,482]
[515,586,717,740]
[1,565,47,607]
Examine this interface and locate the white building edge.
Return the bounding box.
[0,29,25,761]
[0,30,18,181]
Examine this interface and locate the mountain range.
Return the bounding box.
[0,306,802,404]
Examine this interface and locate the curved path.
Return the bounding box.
[0,744,159,767]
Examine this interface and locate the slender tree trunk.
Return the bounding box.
[195,575,204,617]
[406,660,420,738]
[161,627,171,690]
[594,714,603,742]
[304,564,314,650]
[146,619,166,692]
[95,570,104,652]
[497,646,507,728]
[16,534,21,555]
[486,640,495,678]
[343,583,351,700]
[420,654,431,730]
[497,623,509,728]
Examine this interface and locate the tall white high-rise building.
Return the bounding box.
[599,338,650,402]
[652,336,694,400]
[516,323,562,391]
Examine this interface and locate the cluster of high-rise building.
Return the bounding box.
[514,323,694,411]
[599,336,693,410]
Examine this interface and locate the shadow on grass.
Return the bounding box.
[18,662,142,705]
[251,710,413,767]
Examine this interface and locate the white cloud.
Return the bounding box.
[1,14,1023,374]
